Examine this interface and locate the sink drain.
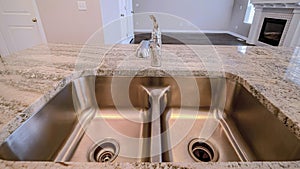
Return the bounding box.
[88,138,120,163]
[188,139,218,162]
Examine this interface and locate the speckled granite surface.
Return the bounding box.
[0,43,299,168]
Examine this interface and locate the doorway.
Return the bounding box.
[119,0,134,43]
[99,0,134,44]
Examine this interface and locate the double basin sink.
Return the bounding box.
[0,75,299,162]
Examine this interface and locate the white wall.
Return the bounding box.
[36,0,104,44]
[99,0,120,26]
[133,0,234,32]
[229,0,251,38]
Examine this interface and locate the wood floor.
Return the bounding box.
[132,33,253,46]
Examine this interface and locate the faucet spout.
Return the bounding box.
[136,15,162,67]
[149,15,162,67]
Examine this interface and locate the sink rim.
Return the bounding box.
[0,73,299,163]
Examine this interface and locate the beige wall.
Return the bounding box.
[36,0,103,44]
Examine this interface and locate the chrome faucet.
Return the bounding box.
[136,15,162,67]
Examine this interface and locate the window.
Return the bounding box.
[244,0,255,24]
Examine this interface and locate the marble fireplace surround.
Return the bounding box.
[247,0,300,47]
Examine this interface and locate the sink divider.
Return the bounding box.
[142,85,170,162]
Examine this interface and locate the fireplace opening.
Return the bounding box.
[258,18,287,46]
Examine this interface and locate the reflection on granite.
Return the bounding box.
[285,48,300,86]
[0,44,299,168]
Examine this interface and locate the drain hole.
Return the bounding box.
[94,147,115,162]
[191,142,213,162]
[88,139,119,163]
[188,139,218,162]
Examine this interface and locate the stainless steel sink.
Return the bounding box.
[0,75,299,162]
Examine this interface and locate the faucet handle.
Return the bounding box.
[136,40,150,58]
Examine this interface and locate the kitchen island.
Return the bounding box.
[0,44,299,168]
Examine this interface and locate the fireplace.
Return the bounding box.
[247,1,300,47]
[258,18,287,46]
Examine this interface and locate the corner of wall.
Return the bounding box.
[228,0,251,39]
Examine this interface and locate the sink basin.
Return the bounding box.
[161,78,300,162]
[68,77,152,162]
[0,75,299,162]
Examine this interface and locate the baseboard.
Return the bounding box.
[227,31,248,41]
[134,29,229,34]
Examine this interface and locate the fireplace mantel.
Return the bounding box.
[251,0,300,7]
[247,0,300,47]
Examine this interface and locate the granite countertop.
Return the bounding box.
[0,43,299,168]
